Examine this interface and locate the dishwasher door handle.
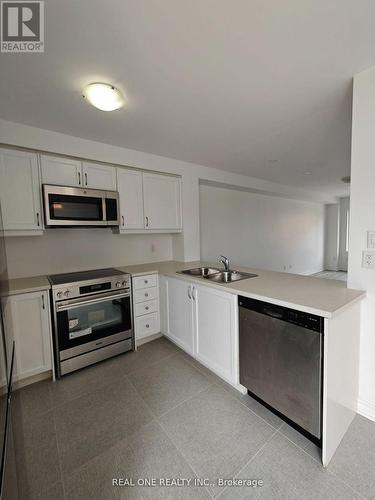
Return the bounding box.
[261,307,283,320]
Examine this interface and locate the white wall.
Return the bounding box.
[5,231,172,279]
[199,183,325,274]
[348,65,375,421]
[338,196,350,271]
[0,119,336,269]
[324,204,340,271]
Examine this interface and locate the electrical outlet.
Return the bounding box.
[367,231,375,249]
[362,251,375,269]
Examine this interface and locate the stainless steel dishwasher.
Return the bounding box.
[239,296,323,443]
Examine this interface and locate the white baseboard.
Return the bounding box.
[136,332,162,347]
[299,268,325,276]
[357,398,375,422]
[12,370,52,391]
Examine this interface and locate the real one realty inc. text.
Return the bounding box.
[112,478,264,488]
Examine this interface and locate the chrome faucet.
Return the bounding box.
[219,255,230,272]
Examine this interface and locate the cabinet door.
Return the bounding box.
[159,275,169,335]
[0,148,42,231]
[40,154,82,187]
[117,168,144,229]
[166,277,194,355]
[3,291,52,381]
[143,173,182,230]
[82,161,117,190]
[194,284,238,384]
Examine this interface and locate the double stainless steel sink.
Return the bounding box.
[178,267,258,283]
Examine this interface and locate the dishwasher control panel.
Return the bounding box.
[287,310,322,332]
[238,296,324,333]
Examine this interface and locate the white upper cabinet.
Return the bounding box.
[41,155,117,191]
[143,173,182,230]
[1,148,183,234]
[82,161,117,190]
[40,154,82,187]
[117,168,145,229]
[0,148,42,232]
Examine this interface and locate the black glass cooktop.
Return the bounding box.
[48,268,123,285]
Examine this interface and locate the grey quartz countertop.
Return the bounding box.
[117,260,366,318]
[3,275,51,297]
[3,260,365,318]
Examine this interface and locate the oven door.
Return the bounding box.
[55,290,132,361]
[43,185,107,227]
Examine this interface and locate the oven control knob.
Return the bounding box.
[56,291,63,299]
[115,281,122,288]
[64,290,70,297]
[121,280,127,287]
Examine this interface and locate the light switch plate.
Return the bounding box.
[362,251,375,269]
[367,231,375,249]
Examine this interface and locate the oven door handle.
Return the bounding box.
[56,292,130,312]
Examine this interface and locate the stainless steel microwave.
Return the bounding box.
[43,185,119,227]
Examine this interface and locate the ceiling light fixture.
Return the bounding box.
[82,83,125,111]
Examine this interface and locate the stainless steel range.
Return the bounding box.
[49,268,134,377]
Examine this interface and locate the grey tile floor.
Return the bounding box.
[12,337,375,499]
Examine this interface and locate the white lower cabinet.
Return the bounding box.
[159,275,169,336]
[133,274,160,342]
[164,277,194,355]
[161,276,238,384]
[2,291,52,381]
[194,283,238,384]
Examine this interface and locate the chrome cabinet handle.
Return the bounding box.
[145,306,149,311]
[145,292,149,297]
[78,171,81,185]
[146,324,150,328]
[188,285,192,299]
[145,216,149,228]
[85,172,88,186]
[36,213,40,226]
[192,286,196,301]
[144,280,148,284]
[41,294,45,309]
[121,215,125,226]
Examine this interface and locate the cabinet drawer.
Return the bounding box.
[136,313,160,338]
[133,274,158,290]
[134,287,158,304]
[135,299,158,317]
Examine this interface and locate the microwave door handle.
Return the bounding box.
[56,292,130,311]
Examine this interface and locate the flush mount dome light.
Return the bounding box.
[82,83,125,111]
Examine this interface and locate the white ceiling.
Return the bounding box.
[1,0,374,197]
